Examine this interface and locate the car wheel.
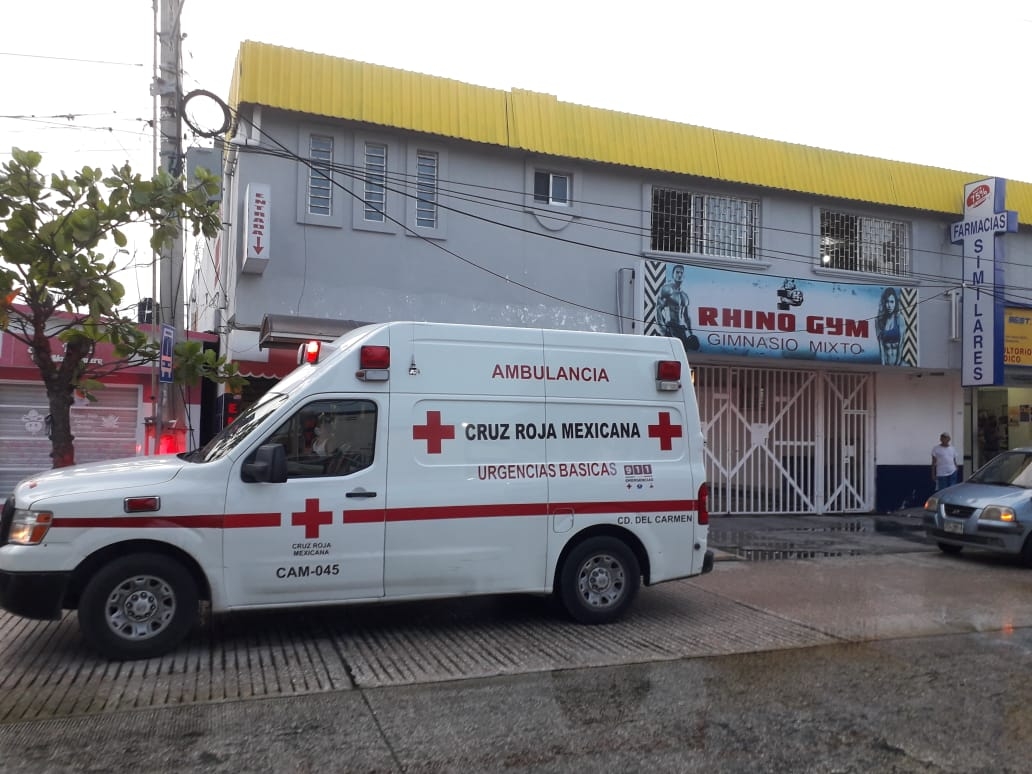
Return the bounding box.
[78,553,198,660]
[937,541,963,555]
[559,537,640,624]
[1020,536,1032,568]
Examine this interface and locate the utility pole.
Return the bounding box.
[153,0,187,452]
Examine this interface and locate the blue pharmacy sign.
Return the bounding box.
[159,323,175,384]
[950,178,1019,387]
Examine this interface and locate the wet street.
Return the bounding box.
[1,516,1030,772]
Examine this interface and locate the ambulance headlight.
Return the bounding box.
[8,509,54,545]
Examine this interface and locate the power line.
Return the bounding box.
[216,118,987,335]
[231,139,1011,299]
[0,51,145,67]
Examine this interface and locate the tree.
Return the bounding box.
[0,148,245,468]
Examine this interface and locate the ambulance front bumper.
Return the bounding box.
[0,569,69,620]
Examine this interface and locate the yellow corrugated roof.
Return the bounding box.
[230,41,1032,225]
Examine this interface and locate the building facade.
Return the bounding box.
[189,41,1032,515]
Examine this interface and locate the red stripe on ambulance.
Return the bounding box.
[52,500,700,530]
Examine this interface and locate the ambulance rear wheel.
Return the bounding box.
[559,537,640,624]
[78,553,198,660]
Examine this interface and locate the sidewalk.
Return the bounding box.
[707,507,931,561]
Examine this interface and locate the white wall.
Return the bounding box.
[875,370,963,466]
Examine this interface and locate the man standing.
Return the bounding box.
[657,264,698,351]
[931,433,960,491]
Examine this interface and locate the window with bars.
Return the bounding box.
[819,210,910,276]
[534,170,570,206]
[307,135,333,216]
[650,189,758,260]
[363,142,387,222]
[415,150,439,228]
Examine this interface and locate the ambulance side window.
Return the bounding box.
[258,399,377,478]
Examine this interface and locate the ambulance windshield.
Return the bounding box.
[187,391,288,463]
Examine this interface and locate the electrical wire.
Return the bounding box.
[218,123,1029,337]
[227,139,1029,293]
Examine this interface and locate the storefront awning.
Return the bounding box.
[233,346,302,380]
[259,314,369,350]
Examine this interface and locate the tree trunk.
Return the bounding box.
[47,388,76,468]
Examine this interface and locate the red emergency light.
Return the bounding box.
[656,360,681,391]
[360,346,390,369]
[298,340,322,365]
[357,345,390,381]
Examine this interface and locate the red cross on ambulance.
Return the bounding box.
[413,410,455,454]
[648,411,682,451]
[292,497,333,539]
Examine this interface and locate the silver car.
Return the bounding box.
[925,448,1032,564]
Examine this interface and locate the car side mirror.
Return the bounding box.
[242,443,288,483]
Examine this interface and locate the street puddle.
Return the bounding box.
[735,546,866,561]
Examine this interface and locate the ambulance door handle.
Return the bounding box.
[346,489,378,498]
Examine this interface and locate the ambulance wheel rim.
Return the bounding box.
[79,553,198,659]
[576,553,626,608]
[104,574,177,640]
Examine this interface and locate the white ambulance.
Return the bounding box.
[0,322,713,659]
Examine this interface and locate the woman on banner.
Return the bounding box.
[875,287,905,366]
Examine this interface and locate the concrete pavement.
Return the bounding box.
[2,546,1032,772]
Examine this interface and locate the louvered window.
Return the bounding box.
[307,135,333,216]
[363,142,387,222]
[415,151,438,228]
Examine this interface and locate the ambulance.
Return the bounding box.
[0,322,713,660]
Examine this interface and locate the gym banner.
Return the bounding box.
[639,259,917,366]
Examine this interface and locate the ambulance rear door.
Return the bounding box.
[540,330,699,576]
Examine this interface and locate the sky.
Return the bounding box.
[2,0,1031,306]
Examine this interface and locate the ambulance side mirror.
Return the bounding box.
[242,444,288,484]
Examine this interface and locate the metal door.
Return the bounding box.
[695,366,872,514]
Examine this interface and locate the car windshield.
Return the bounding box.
[967,451,1032,488]
[185,392,288,463]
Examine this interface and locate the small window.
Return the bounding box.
[265,399,378,478]
[819,210,910,277]
[308,135,333,216]
[364,142,387,222]
[415,150,438,228]
[534,170,570,206]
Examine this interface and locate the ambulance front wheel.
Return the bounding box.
[559,537,640,624]
[78,553,198,660]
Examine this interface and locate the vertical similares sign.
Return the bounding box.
[949,178,1018,386]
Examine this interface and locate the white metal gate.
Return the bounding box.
[695,366,873,514]
[0,381,143,495]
